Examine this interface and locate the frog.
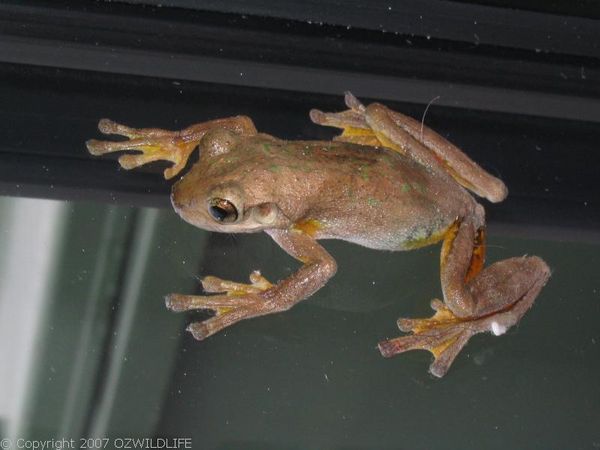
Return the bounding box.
[86,92,550,377]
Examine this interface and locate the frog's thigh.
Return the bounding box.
[363,104,507,203]
[363,104,446,174]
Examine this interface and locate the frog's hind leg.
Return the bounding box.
[379,253,550,377]
[365,104,507,203]
[86,116,257,179]
[311,93,507,203]
[379,206,550,377]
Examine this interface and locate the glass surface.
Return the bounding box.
[158,231,600,450]
[0,2,599,449]
[0,197,598,449]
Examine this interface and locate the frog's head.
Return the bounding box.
[170,159,291,234]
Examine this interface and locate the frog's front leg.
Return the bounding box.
[165,228,337,340]
[86,116,256,179]
[378,211,550,377]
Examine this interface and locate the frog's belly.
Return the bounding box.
[344,220,451,251]
[315,175,472,251]
[319,211,454,251]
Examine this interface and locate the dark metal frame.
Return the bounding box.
[0,0,598,236]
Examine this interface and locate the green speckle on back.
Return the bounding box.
[281,144,295,154]
[358,165,370,181]
[287,163,313,173]
[412,182,427,193]
[262,143,274,156]
[400,182,427,194]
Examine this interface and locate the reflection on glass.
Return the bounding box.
[0,194,598,449]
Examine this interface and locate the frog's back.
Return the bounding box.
[223,137,474,251]
[276,140,476,251]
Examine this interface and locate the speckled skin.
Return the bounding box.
[86,93,550,377]
[171,135,470,250]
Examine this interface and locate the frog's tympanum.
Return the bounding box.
[87,93,550,377]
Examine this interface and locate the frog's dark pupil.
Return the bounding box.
[208,198,238,223]
[209,205,228,221]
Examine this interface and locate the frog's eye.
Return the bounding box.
[208,198,238,223]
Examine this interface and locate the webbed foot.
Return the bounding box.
[86,119,198,179]
[378,256,550,377]
[378,299,476,378]
[165,271,275,340]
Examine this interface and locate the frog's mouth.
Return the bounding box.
[170,191,195,224]
[169,190,220,230]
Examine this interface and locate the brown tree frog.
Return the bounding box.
[86,93,550,377]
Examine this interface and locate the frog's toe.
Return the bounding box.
[186,310,252,340]
[165,293,191,312]
[201,271,273,295]
[308,109,327,125]
[165,292,261,312]
[187,317,234,341]
[97,118,145,139]
[248,270,273,290]
[85,139,114,156]
[343,91,366,112]
[187,321,211,340]
[428,331,472,377]
[309,108,367,129]
[98,118,122,134]
[182,295,267,340]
